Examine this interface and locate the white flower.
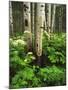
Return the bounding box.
[24,31,31,34]
[24,59,27,62]
[16,39,26,45]
[10,38,13,42]
[31,56,36,60]
[28,52,33,55]
[13,41,18,46]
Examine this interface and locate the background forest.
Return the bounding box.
[9,1,66,89]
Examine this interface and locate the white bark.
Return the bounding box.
[24,3,31,32]
[47,4,51,34]
[22,2,25,32]
[9,1,13,35]
[31,3,35,50]
[35,3,45,56]
[45,4,47,31]
[23,2,32,51]
[51,4,56,33]
[59,7,62,32]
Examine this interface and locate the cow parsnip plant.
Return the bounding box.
[10,33,66,88]
[43,33,66,64]
[10,37,36,82]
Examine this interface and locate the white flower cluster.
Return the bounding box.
[24,31,31,34]
[10,38,26,46]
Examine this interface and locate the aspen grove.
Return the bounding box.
[9,1,66,88]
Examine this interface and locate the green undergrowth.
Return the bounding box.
[9,32,66,88]
[43,33,66,64]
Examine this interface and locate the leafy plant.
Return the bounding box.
[10,66,41,88]
[10,65,66,88]
[9,37,36,84]
[10,33,66,88]
[43,33,66,64]
[38,65,66,86]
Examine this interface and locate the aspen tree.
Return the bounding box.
[59,6,63,32]
[35,3,45,65]
[23,2,32,51]
[45,4,47,31]
[47,3,51,36]
[51,4,56,33]
[9,1,14,36]
[44,4,50,39]
[31,3,35,51]
[22,2,25,32]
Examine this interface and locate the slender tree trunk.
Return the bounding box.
[22,2,25,32]
[34,3,45,66]
[51,4,56,33]
[31,3,35,52]
[9,1,14,36]
[44,4,47,31]
[47,4,51,36]
[59,6,62,32]
[23,2,32,51]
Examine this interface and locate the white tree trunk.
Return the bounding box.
[31,3,35,51]
[35,3,45,56]
[45,4,47,31]
[59,7,62,32]
[51,4,56,33]
[22,2,25,32]
[9,1,13,35]
[47,4,51,35]
[23,2,32,51]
